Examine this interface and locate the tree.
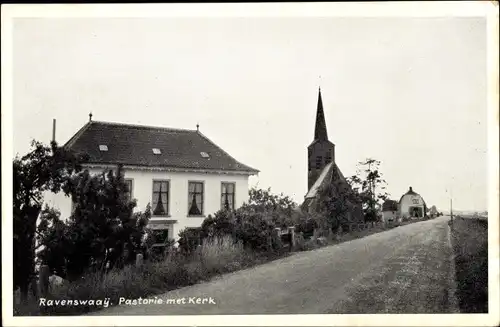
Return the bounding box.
[242,187,298,227]
[179,187,298,254]
[36,206,68,278]
[13,140,84,303]
[314,173,363,232]
[38,166,152,280]
[347,158,390,223]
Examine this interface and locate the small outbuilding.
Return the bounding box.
[399,186,427,219]
[382,199,399,223]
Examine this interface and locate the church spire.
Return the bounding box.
[314,87,328,141]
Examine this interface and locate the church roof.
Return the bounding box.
[304,161,348,200]
[305,162,335,199]
[63,120,259,174]
[313,88,328,142]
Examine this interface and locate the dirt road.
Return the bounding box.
[91,216,458,315]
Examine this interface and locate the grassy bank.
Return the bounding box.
[14,218,428,316]
[14,236,287,316]
[449,216,488,313]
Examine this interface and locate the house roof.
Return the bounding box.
[64,120,259,174]
[398,186,419,203]
[398,186,427,208]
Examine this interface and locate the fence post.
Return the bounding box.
[274,227,281,250]
[136,253,144,267]
[39,265,50,298]
[327,227,334,241]
[288,226,296,250]
[30,275,38,299]
[313,228,319,239]
[335,225,342,241]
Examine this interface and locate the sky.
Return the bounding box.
[11,15,489,212]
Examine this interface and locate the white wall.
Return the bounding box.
[382,211,397,223]
[43,167,251,240]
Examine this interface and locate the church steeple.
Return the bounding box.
[307,87,335,190]
[314,88,328,141]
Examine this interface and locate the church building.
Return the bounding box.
[302,89,363,222]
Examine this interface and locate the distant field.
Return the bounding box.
[449,216,488,313]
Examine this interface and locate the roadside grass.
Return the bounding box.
[14,217,431,316]
[13,235,285,316]
[296,221,400,252]
[449,217,488,313]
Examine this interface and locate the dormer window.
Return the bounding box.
[99,145,108,152]
[200,151,209,158]
[152,148,161,155]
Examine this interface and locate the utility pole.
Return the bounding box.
[450,177,454,222]
[450,197,453,222]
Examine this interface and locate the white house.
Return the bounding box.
[44,117,259,242]
[398,186,427,219]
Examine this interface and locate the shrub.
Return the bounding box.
[200,209,236,239]
[233,209,276,252]
[177,227,202,254]
[196,235,245,275]
[295,217,317,240]
[303,238,321,251]
[294,232,307,251]
[198,206,279,253]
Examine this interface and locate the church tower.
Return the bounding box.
[307,88,336,190]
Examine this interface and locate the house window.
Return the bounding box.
[315,156,322,169]
[152,181,169,216]
[221,182,235,210]
[124,179,133,202]
[188,182,204,216]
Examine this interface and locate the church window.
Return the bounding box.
[325,151,332,164]
[315,156,322,169]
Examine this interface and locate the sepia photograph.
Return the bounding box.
[2,2,499,326]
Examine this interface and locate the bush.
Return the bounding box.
[200,209,235,239]
[234,209,276,252]
[295,217,317,239]
[177,227,202,254]
[303,238,321,251]
[196,235,246,275]
[198,206,278,253]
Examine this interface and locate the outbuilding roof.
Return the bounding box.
[382,199,399,211]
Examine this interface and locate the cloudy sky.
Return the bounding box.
[11,14,488,212]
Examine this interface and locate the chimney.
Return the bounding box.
[409,186,413,192]
[52,119,56,143]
